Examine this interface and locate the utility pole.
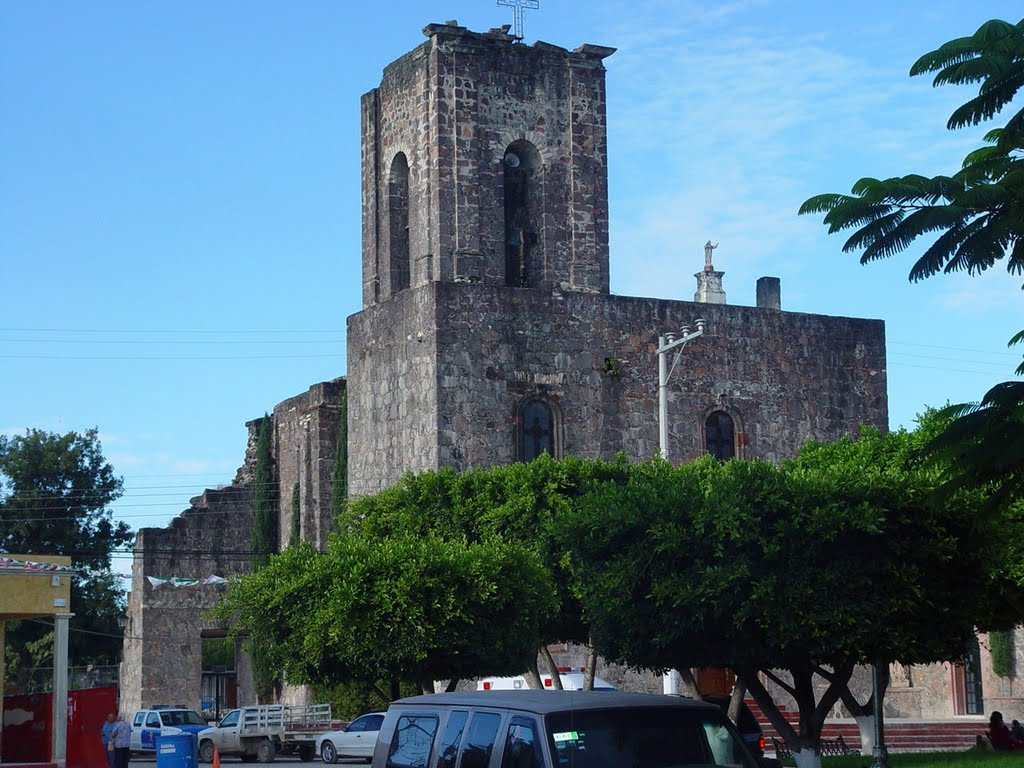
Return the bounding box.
[655,319,706,694]
[657,319,706,459]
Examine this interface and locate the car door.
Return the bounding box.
[215,710,241,753]
[130,712,146,750]
[141,711,162,750]
[339,714,384,757]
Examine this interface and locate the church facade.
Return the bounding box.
[346,21,886,496]
[121,20,1020,726]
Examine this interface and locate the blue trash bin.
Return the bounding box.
[156,733,199,768]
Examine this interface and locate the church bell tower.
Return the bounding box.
[360,22,616,307]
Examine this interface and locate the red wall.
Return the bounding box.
[3,686,116,767]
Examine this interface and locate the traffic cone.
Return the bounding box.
[213,746,221,768]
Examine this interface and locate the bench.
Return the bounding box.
[771,735,858,759]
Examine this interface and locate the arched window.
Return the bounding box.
[388,153,410,293]
[503,141,542,287]
[705,411,735,460]
[519,399,554,462]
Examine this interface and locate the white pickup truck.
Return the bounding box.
[197,703,332,763]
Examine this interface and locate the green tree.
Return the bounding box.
[213,536,556,700]
[799,18,1024,506]
[0,428,130,689]
[341,454,632,686]
[799,18,1024,305]
[558,440,1017,768]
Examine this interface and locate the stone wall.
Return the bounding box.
[361,23,614,307]
[271,378,346,552]
[347,290,440,496]
[347,280,888,495]
[120,486,256,714]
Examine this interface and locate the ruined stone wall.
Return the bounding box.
[361,23,614,308]
[348,280,887,494]
[272,378,346,552]
[120,487,255,714]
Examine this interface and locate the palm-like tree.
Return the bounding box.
[800,18,1024,503]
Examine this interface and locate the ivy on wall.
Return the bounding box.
[251,415,278,568]
[332,384,348,515]
[990,630,1014,678]
[249,414,280,701]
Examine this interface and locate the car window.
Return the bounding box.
[460,712,501,768]
[220,711,240,728]
[348,717,367,733]
[435,711,468,768]
[702,722,747,768]
[366,715,385,731]
[133,713,145,727]
[546,707,756,768]
[146,713,161,728]
[387,714,439,768]
[500,717,543,768]
[181,711,207,726]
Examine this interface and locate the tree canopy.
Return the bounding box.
[212,536,556,700]
[0,428,130,689]
[799,18,1024,293]
[799,17,1024,517]
[557,425,1019,765]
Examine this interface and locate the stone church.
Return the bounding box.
[121,21,1015,723]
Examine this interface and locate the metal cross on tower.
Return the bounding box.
[497,0,539,40]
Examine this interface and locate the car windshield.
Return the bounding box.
[545,707,757,768]
[161,711,206,727]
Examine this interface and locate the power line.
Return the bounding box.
[0,328,347,334]
[0,353,342,360]
[0,338,345,345]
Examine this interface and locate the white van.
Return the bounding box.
[477,668,616,691]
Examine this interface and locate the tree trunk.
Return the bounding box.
[444,678,460,693]
[741,662,855,768]
[523,652,544,690]
[727,677,747,723]
[679,668,702,699]
[419,675,434,695]
[583,633,598,691]
[837,664,889,753]
[540,645,563,689]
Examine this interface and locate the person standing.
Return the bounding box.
[101,713,116,768]
[109,712,132,768]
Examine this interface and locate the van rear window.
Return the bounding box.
[387,715,438,768]
[545,708,756,768]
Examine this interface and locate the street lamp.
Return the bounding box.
[655,319,706,694]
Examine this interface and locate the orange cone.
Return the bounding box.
[213,746,221,768]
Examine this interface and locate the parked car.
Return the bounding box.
[316,712,386,764]
[702,694,765,757]
[130,707,209,751]
[198,703,332,763]
[372,691,780,768]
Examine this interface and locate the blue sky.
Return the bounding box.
[3,1,1022,577]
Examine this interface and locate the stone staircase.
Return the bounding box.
[745,699,986,753]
